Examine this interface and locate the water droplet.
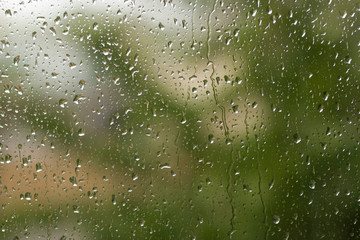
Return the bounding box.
[340,10,347,18]
[69,176,78,186]
[269,179,274,190]
[323,91,329,101]
[5,154,12,163]
[208,134,214,144]
[160,163,171,169]
[14,85,22,95]
[93,22,99,30]
[22,157,28,166]
[69,62,76,69]
[78,128,85,136]
[13,56,20,66]
[326,127,331,136]
[114,77,121,85]
[79,79,85,90]
[25,192,31,201]
[232,105,239,113]
[309,180,316,189]
[273,215,280,224]
[112,194,117,205]
[293,134,301,144]
[3,84,11,93]
[59,98,68,108]
[318,104,324,113]
[49,27,56,36]
[206,178,212,185]
[132,173,138,181]
[73,205,79,214]
[73,94,86,104]
[54,16,61,25]
[109,117,115,125]
[36,163,42,172]
[5,9,12,17]
[159,22,165,30]
[180,117,186,124]
[306,155,311,165]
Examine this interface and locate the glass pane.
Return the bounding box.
[0,0,359,239]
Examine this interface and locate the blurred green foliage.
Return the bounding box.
[0,0,360,239]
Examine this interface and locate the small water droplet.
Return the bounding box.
[323,91,329,101]
[232,105,239,113]
[76,159,81,167]
[306,155,311,165]
[114,77,121,85]
[78,128,85,136]
[180,117,186,124]
[159,22,165,30]
[5,154,12,163]
[340,10,347,18]
[49,27,56,36]
[132,173,138,181]
[22,157,28,166]
[73,205,79,214]
[54,16,61,25]
[112,194,117,205]
[69,62,76,69]
[25,192,31,201]
[326,127,331,136]
[293,133,301,144]
[59,98,68,108]
[160,163,171,169]
[36,163,42,172]
[225,138,232,145]
[69,176,77,186]
[5,9,12,17]
[3,84,11,93]
[109,117,115,125]
[73,94,86,104]
[273,215,280,224]
[79,79,85,90]
[318,104,324,113]
[309,180,316,189]
[208,134,214,144]
[13,56,20,66]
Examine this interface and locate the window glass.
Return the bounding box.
[0,0,359,239]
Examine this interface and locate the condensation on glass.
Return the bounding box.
[0,0,359,239]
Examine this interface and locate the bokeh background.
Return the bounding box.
[1,0,360,239]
